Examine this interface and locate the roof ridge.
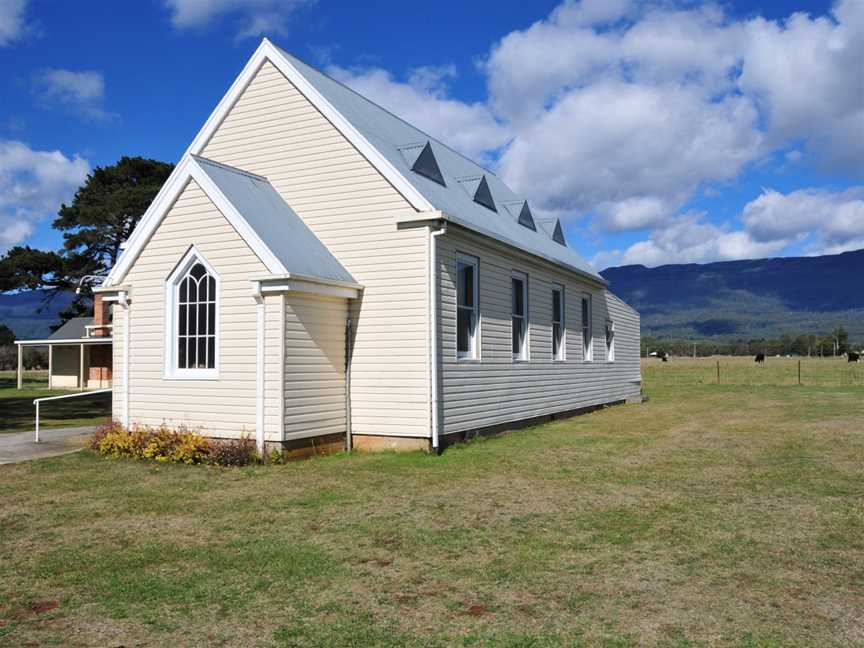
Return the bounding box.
[191,154,269,182]
[272,45,505,179]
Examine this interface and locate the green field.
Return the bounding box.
[0,370,111,434]
[643,355,864,387]
[0,360,862,646]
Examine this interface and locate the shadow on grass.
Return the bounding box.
[0,391,111,432]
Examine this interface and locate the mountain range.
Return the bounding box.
[0,290,75,340]
[600,248,864,340]
[2,249,862,342]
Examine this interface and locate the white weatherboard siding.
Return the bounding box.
[201,61,430,438]
[437,228,641,434]
[283,294,347,440]
[116,179,282,440]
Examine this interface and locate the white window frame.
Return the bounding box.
[164,246,220,380]
[581,294,593,362]
[552,284,565,361]
[511,270,529,362]
[456,254,480,361]
[606,319,615,362]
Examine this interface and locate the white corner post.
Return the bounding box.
[253,282,266,455]
[17,343,23,390]
[79,343,85,391]
[428,223,447,452]
[119,290,130,427]
[48,344,53,389]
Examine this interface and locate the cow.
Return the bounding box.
[848,351,861,363]
[661,352,669,363]
[755,353,765,365]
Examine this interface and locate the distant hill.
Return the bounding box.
[601,249,864,340]
[0,290,76,340]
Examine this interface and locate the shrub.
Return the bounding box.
[97,425,151,458]
[90,424,263,467]
[91,422,211,465]
[89,421,122,451]
[208,435,257,467]
[141,424,212,464]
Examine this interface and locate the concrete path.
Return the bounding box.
[0,426,96,465]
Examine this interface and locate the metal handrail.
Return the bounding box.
[32,389,112,443]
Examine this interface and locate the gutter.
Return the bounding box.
[428,222,447,452]
[399,210,608,289]
[250,271,363,292]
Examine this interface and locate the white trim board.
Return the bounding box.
[15,339,112,346]
[184,38,433,213]
[104,156,288,286]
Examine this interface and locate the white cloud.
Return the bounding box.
[32,69,115,122]
[610,185,864,267]
[0,0,30,47]
[741,187,864,254]
[163,0,312,39]
[328,64,510,161]
[0,140,90,254]
[594,196,672,232]
[498,81,762,215]
[738,0,864,172]
[482,0,863,235]
[618,213,787,267]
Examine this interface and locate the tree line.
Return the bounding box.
[642,326,860,358]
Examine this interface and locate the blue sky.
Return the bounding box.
[0,0,861,269]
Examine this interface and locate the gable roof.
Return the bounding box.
[193,157,356,285]
[105,156,357,288]
[49,317,93,341]
[105,40,602,287]
[271,46,603,284]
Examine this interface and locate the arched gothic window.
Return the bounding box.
[166,249,219,378]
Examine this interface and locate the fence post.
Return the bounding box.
[35,401,40,443]
[716,360,720,384]
[798,360,801,385]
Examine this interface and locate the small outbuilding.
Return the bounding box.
[15,296,113,390]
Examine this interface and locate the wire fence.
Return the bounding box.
[642,356,864,388]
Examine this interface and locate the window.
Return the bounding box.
[456,255,479,360]
[606,320,615,362]
[581,295,592,362]
[512,271,528,361]
[166,248,218,378]
[552,285,565,361]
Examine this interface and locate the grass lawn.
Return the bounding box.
[0,360,862,647]
[0,370,111,434]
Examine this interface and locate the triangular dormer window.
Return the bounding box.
[410,141,446,186]
[473,175,496,212]
[552,219,566,246]
[517,201,536,231]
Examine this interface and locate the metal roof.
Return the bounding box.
[48,317,93,341]
[193,156,357,285]
[275,46,603,284]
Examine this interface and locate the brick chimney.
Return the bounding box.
[92,293,111,337]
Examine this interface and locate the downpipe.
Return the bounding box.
[252,282,266,455]
[345,313,353,452]
[428,223,447,453]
